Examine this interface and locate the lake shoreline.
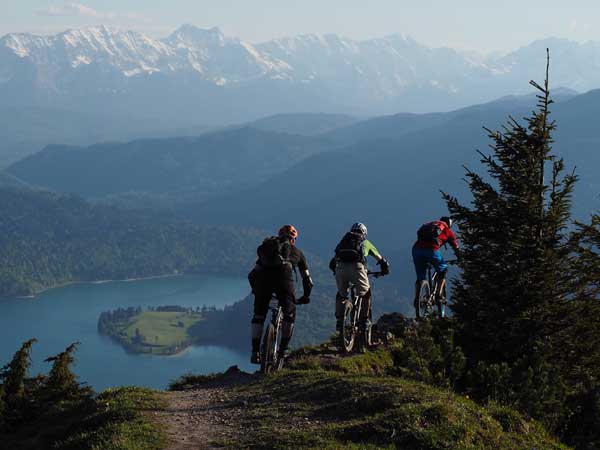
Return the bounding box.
[14,273,182,300]
[11,269,246,301]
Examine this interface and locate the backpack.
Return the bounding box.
[258,236,291,268]
[335,232,365,263]
[417,222,443,244]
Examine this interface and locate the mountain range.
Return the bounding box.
[3,24,600,127]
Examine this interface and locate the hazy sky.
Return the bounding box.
[3,1,600,53]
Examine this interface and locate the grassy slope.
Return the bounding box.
[210,347,569,450]
[2,387,166,450]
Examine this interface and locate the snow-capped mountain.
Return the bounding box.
[0,25,596,124]
[0,25,290,85]
[164,25,292,83]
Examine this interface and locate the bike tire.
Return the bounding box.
[417,280,432,319]
[436,284,447,318]
[341,301,356,353]
[260,324,276,374]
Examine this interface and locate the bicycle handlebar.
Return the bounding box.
[269,295,309,306]
[367,271,385,278]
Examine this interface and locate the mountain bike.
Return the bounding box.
[416,260,457,319]
[340,271,384,353]
[260,295,308,374]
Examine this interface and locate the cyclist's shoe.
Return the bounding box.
[355,341,367,354]
[277,348,290,360]
[250,352,261,365]
[413,299,421,319]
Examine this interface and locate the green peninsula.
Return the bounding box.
[98,306,206,355]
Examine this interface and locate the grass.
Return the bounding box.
[55,387,167,450]
[1,387,166,450]
[117,311,203,355]
[219,348,570,450]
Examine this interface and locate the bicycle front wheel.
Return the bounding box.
[436,283,447,318]
[261,324,276,374]
[417,280,432,319]
[341,300,356,353]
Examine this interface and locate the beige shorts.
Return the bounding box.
[335,261,370,319]
[335,261,370,296]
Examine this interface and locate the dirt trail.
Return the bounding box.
[154,367,254,450]
[153,313,412,449]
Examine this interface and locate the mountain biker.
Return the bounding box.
[248,225,313,365]
[412,216,459,318]
[329,222,389,348]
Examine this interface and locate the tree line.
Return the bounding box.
[0,189,260,297]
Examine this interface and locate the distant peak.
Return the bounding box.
[170,24,225,40]
[62,24,122,36]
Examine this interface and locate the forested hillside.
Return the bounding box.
[7,127,335,204]
[0,188,260,297]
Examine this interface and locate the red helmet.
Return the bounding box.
[278,224,298,244]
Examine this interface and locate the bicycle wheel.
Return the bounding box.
[274,323,285,371]
[436,283,447,318]
[417,280,432,319]
[260,323,276,374]
[341,299,356,353]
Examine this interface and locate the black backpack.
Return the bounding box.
[417,222,442,244]
[258,236,291,268]
[335,232,365,263]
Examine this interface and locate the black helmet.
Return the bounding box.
[440,216,453,228]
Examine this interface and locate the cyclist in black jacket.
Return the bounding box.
[248,225,313,364]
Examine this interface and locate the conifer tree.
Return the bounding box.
[443,54,600,445]
[43,342,92,406]
[444,52,577,363]
[0,338,37,425]
[0,384,5,429]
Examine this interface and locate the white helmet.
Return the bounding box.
[351,222,368,236]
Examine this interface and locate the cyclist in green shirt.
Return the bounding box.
[329,223,389,349]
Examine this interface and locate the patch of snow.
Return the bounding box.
[124,68,141,77]
[71,55,92,68]
[4,35,30,57]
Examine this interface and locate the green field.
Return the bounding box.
[115,311,204,355]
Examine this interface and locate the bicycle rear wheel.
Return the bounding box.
[341,300,356,353]
[417,280,432,319]
[260,324,276,374]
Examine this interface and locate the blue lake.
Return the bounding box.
[0,275,252,391]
